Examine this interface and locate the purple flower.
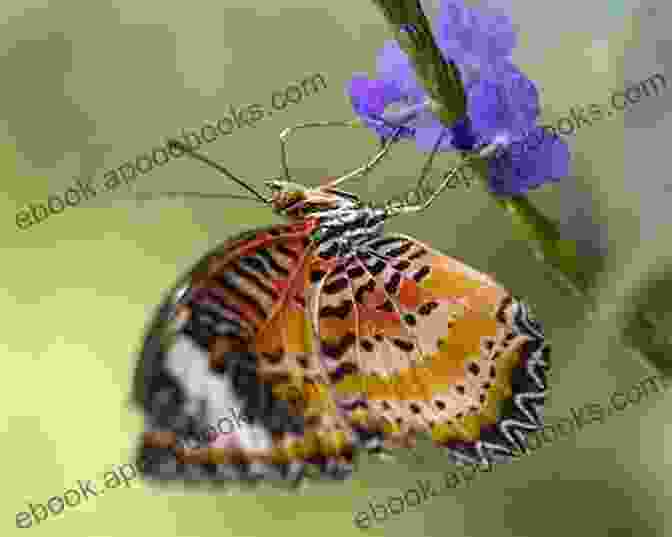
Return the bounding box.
[488,128,571,195]
[346,0,570,195]
[437,0,517,76]
[449,117,478,150]
[347,41,468,152]
[347,74,417,139]
[375,40,425,101]
[466,60,540,143]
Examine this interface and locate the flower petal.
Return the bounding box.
[467,60,539,142]
[376,40,426,101]
[437,0,517,67]
[347,74,402,117]
[488,129,570,195]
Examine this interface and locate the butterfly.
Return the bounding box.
[130,119,550,488]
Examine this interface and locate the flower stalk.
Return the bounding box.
[370,0,467,125]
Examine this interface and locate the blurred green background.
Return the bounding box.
[2,0,670,536]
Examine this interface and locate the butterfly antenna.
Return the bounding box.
[166,139,270,204]
[133,191,267,204]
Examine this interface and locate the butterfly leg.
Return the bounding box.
[279,120,365,179]
[389,143,500,215]
[278,120,405,188]
[325,126,405,188]
[414,127,449,193]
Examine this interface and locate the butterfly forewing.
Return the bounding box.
[306,233,549,463]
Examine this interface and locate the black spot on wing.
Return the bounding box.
[418,301,439,316]
[392,338,414,352]
[355,279,376,304]
[387,242,413,258]
[323,278,349,295]
[346,266,366,279]
[321,332,357,359]
[367,237,402,250]
[360,339,374,352]
[319,300,354,320]
[408,247,428,260]
[412,265,431,283]
[384,272,402,295]
[328,363,359,383]
[393,260,411,271]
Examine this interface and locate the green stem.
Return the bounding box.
[370,0,467,125]
[369,0,670,375]
[468,158,591,300]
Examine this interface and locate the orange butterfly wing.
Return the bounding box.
[133,223,549,486]
[310,233,549,466]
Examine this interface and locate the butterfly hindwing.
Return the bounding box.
[132,221,358,487]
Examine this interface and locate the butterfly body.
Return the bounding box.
[132,136,549,488]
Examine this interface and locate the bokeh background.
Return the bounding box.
[2,0,671,536]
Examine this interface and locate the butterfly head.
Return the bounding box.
[264,179,361,219]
